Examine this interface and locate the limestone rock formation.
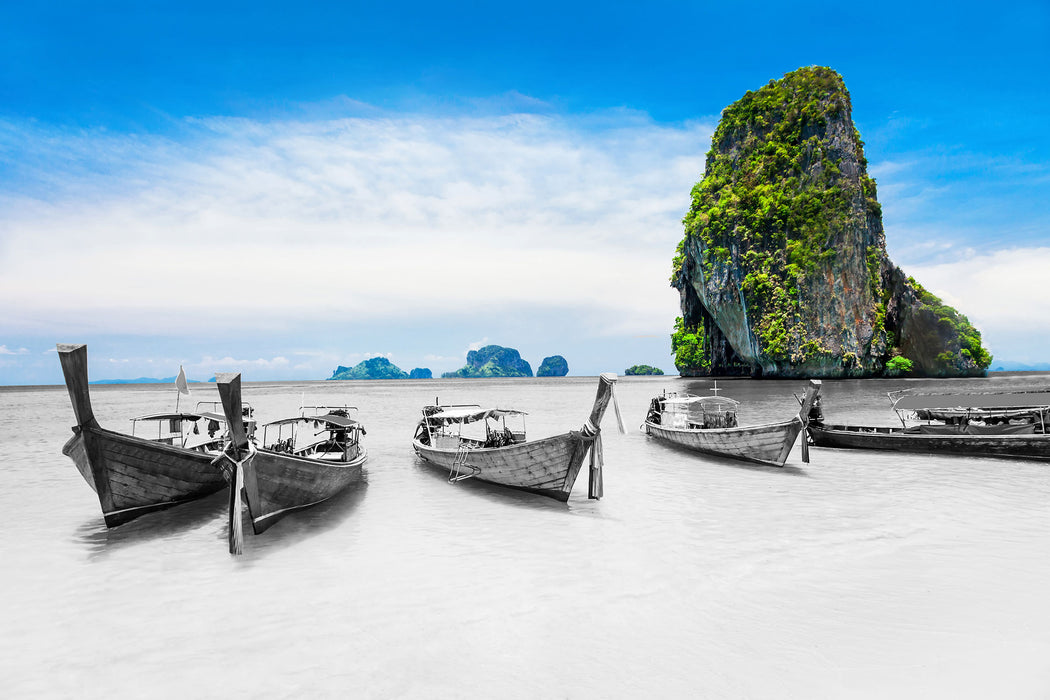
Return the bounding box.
[672,66,991,378]
[625,365,664,376]
[537,355,569,377]
[409,368,432,379]
[442,345,533,378]
[329,357,409,380]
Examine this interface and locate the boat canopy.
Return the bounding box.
[131,412,204,422]
[265,413,359,429]
[661,395,739,408]
[698,396,739,409]
[426,407,527,425]
[892,391,1050,411]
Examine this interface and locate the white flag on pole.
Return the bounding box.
[176,365,190,395]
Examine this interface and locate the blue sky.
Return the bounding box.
[2,1,1048,384]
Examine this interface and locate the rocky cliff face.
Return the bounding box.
[672,66,991,378]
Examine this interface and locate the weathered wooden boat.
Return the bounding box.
[643,380,822,467]
[215,373,367,554]
[57,343,228,527]
[807,387,1050,461]
[411,373,624,501]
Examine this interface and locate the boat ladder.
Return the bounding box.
[448,445,480,483]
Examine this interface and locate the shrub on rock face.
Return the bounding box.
[886,356,911,377]
[537,355,569,377]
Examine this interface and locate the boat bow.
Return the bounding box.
[579,373,624,499]
[216,373,253,555]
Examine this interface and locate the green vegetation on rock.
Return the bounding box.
[329,357,409,380]
[537,355,569,377]
[671,316,709,374]
[885,356,913,375]
[441,345,533,378]
[625,365,664,376]
[409,368,432,379]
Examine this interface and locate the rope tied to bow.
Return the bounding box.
[212,440,256,556]
[211,439,258,479]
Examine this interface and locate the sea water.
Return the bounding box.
[1,375,1049,698]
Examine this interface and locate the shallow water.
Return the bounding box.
[2,375,1049,698]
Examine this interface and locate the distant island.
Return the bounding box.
[329,357,408,380]
[537,355,569,377]
[625,365,665,376]
[89,375,206,385]
[442,345,533,378]
[324,345,569,380]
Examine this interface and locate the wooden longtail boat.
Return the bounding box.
[215,373,367,554]
[57,343,227,527]
[643,380,822,467]
[411,373,624,501]
[807,388,1050,461]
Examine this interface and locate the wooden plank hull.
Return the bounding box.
[644,417,804,467]
[61,426,226,527]
[413,433,589,501]
[808,423,1050,461]
[242,449,367,534]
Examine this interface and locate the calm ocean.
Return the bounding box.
[2,374,1049,698]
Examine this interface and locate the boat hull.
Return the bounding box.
[62,426,226,527]
[807,423,1050,461]
[242,449,367,534]
[413,433,589,501]
[644,417,804,467]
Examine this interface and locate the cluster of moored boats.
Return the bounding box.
[59,343,1050,555]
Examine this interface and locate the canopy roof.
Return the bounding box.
[893,391,1050,411]
[265,413,359,428]
[661,395,739,408]
[425,407,527,425]
[131,412,203,422]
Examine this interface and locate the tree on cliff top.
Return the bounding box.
[672,66,990,378]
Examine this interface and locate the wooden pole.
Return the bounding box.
[588,435,604,500]
[797,379,822,464]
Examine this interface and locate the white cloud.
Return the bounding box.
[202,355,291,370]
[0,111,708,343]
[0,345,29,355]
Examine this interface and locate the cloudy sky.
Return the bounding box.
[2,1,1048,384]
